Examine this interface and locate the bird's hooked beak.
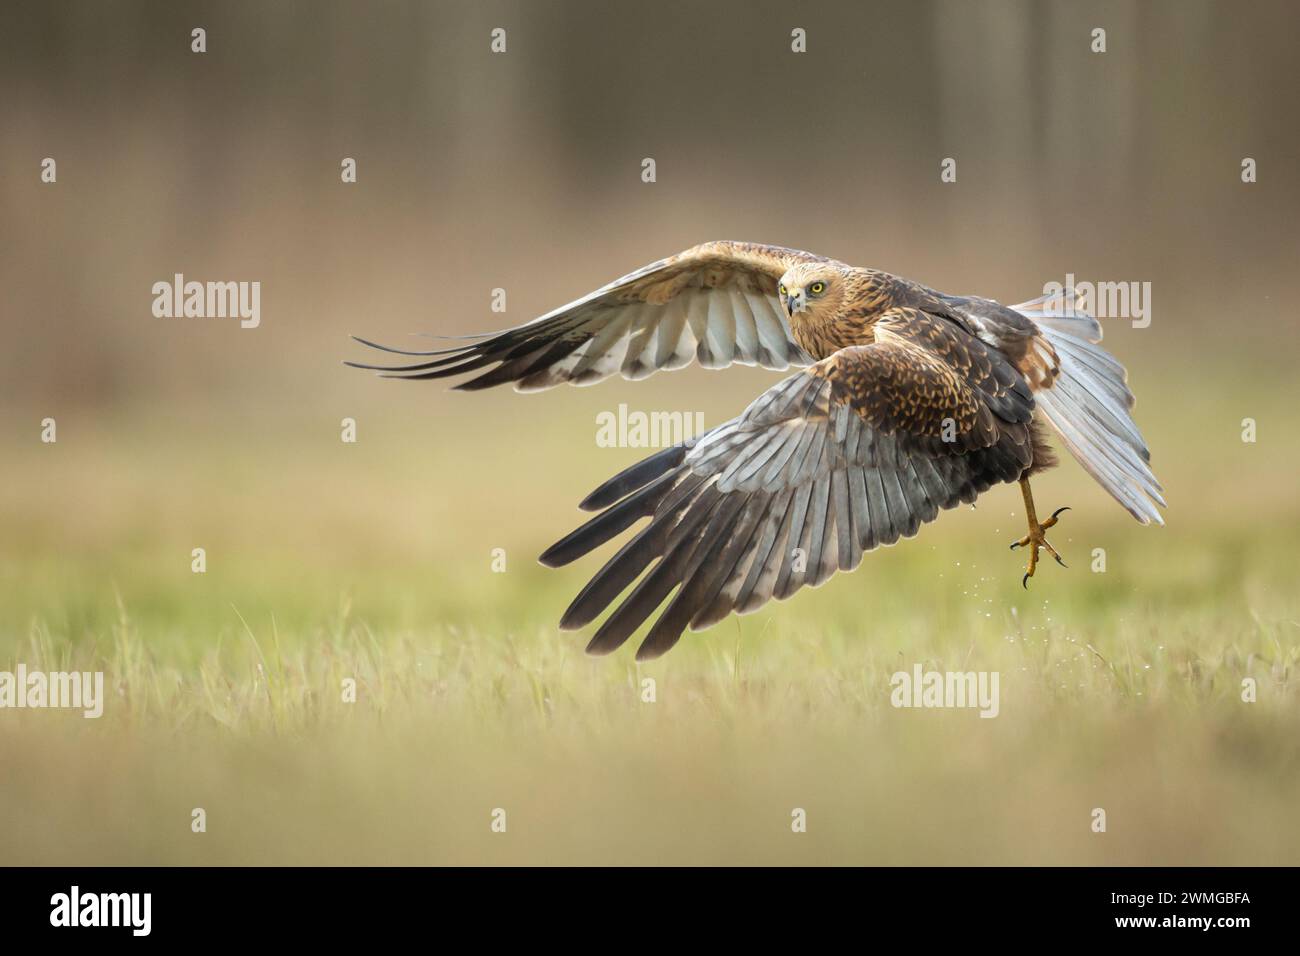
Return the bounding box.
[784,289,808,315]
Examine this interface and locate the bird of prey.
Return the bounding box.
[348,241,1164,659]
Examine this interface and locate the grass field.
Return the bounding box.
[1,358,1297,866]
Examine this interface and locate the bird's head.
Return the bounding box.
[778,263,842,319]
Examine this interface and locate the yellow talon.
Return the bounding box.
[1010,478,1069,588]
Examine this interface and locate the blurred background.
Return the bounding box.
[0,0,1297,866]
[3,0,1298,410]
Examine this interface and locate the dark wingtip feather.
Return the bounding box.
[347,362,434,373]
[539,475,678,569]
[578,444,690,511]
[350,335,468,357]
[451,374,508,392]
[633,642,670,661]
[584,635,620,655]
[537,547,566,570]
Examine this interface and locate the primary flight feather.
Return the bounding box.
[348,241,1164,659]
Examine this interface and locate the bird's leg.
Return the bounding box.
[1009,477,1069,589]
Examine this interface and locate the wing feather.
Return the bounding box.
[347,241,819,390]
[544,322,1041,657]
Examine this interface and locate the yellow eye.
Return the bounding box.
[778,284,787,296]
[809,281,825,295]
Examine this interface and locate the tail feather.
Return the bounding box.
[1012,289,1165,525]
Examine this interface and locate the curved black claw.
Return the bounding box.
[1010,541,1021,551]
[1022,572,1031,589]
[1050,506,1071,521]
[1053,553,1067,568]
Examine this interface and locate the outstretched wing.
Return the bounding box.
[346,241,820,391]
[541,309,1038,659]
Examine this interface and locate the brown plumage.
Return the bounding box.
[349,241,1164,658]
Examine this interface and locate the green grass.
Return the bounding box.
[1,367,1297,865]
